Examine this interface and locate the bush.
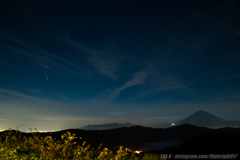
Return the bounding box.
[0,127,166,160]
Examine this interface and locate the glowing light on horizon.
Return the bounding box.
[135,151,142,154]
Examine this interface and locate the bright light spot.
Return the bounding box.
[171,123,175,126]
[135,151,142,154]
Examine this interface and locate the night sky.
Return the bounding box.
[0,0,240,132]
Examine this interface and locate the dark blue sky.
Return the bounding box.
[0,0,240,132]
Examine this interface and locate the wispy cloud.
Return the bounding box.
[86,51,121,79]
[0,88,101,118]
[0,34,91,78]
[0,94,7,99]
[0,88,42,101]
[0,32,33,49]
[141,84,191,97]
[109,70,150,98]
[36,27,130,80]
[22,88,40,94]
[40,50,89,74]
[56,91,73,101]
[57,35,126,79]
[134,70,192,98]
[0,88,133,131]
[193,92,225,99]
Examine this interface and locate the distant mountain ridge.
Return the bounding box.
[81,122,134,130]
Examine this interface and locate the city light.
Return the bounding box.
[135,151,142,154]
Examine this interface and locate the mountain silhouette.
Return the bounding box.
[175,110,224,127]
[81,122,134,130]
[157,110,226,128]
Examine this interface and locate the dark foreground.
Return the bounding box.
[1,124,240,158]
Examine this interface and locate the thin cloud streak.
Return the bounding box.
[140,84,192,97]
[0,34,91,78]
[86,51,120,79]
[109,70,150,98]
[0,88,43,101]
[39,28,128,79]
[0,88,107,120]
[22,88,40,94]
[62,38,124,79]
[0,32,33,49]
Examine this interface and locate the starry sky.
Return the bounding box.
[0,0,240,132]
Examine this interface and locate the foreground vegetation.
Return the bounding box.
[0,127,166,160]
